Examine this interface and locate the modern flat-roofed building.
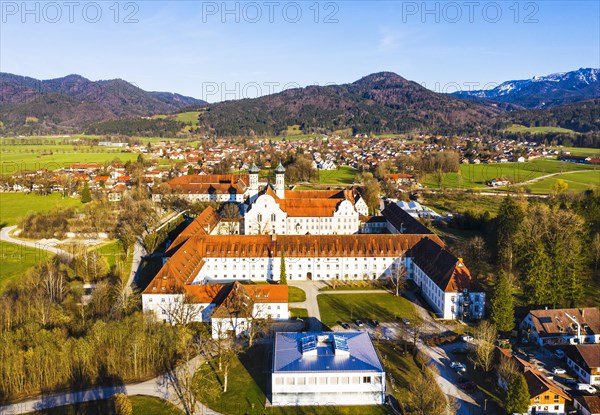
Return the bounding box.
[271,332,385,406]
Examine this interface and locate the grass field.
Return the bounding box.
[93,239,126,268]
[198,345,389,415]
[288,286,306,302]
[0,241,49,291]
[0,192,82,226]
[24,395,183,415]
[290,307,309,318]
[319,166,358,185]
[504,124,577,134]
[522,170,600,194]
[420,159,598,191]
[552,146,600,157]
[317,293,417,327]
[421,192,504,216]
[0,147,137,174]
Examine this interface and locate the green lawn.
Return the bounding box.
[0,145,137,174]
[288,286,306,302]
[197,345,389,415]
[319,166,358,185]
[521,170,600,194]
[0,241,49,291]
[420,159,597,191]
[375,341,422,403]
[319,281,383,291]
[0,192,82,226]
[24,395,183,415]
[317,293,417,327]
[290,308,309,318]
[552,146,600,157]
[503,124,577,134]
[421,192,503,216]
[93,240,126,268]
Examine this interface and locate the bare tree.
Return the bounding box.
[497,354,519,388]
[160,293,205,326]
[220,343,242,393]
[474,320,497,372]
[386,255,407,296]
[407,364,457,415]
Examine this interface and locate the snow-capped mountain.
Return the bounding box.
[451,68,600,109]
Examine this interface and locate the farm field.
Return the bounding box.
[420,159,598,191]
[319,166,358,185]
[0,192,82,226]
[523,170,600,194]
[503,124,577,134]
[0,147,138,174]
[552,145,600,157]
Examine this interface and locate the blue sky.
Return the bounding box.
[1,1,598,102]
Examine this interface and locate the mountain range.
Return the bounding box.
[451,68,600,109]
[0,73,206,132]
[1,68,599,136]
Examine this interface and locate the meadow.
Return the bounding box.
[523,170,600,194]
[504,124,577,134]
[0,241,49,291]
[318,166,358,185]
[0,192,82,226]
[420,159,599,192]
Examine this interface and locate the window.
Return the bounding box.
[363,376,372,383]
[257,214,262,222]
[554,395,559,403]
[297,377,306,385]
[330,377,338,384]
[275,377,283,385]
[319,377,327,384]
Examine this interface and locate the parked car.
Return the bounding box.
[451,361,467,370]
[461,335,474,342]
[577,384,597,394]
[371,320,380,327]
[552,367,566,374]
[340,322,350,329]
[555,349,565,358]
[564,379,578,387]
[355,319,364,327]
[401,318,411,325]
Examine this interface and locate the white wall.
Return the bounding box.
[271,371,385,406]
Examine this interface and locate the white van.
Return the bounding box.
[577,383,597,394]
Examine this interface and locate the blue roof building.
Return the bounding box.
[271,332,386,406]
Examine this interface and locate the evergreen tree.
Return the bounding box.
[81,181,92,204]
[505,374,530,415]
[490,271,515,333]
[523,241,552,305]
[496,196,524,277]
[279,249,287,285]
[187,165,195,175]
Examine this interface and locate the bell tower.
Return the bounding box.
[274,162,285,199]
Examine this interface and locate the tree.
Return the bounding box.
[220,343,241,393]
[505,373,530,415]
[551,179,568,194]
[81,181,92,203]
[114,393,132,415]
[386,255,406,296]
[496,196,524,277]
[187,165,195,175]
[280,249,287,285]
[490,271,515,333]
[474,320,497,372]
[497,355,519,386]
[407,364,457,415]
[360,173,381,215]
[522,241,552,305]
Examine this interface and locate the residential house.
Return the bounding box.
[574,396,600,415]
[520,308,600,346]
[565,344,600,385]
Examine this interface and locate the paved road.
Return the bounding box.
[288,281,324,331]
[0,357,222,415]
[0,225,73,261]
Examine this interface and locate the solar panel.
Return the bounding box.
[300,335,317,353]
[333,335,349,352]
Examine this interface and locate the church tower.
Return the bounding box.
[274,162,285,199]
[249,163,259,195]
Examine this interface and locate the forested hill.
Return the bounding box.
[197,72,502,137]
[0,73,206,134]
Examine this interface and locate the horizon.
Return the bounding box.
[2,1,598,103]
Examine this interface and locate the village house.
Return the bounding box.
[565,344,600,386]
[574,396,600,415]
[271,331,385,406]
[520,308,600,346]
